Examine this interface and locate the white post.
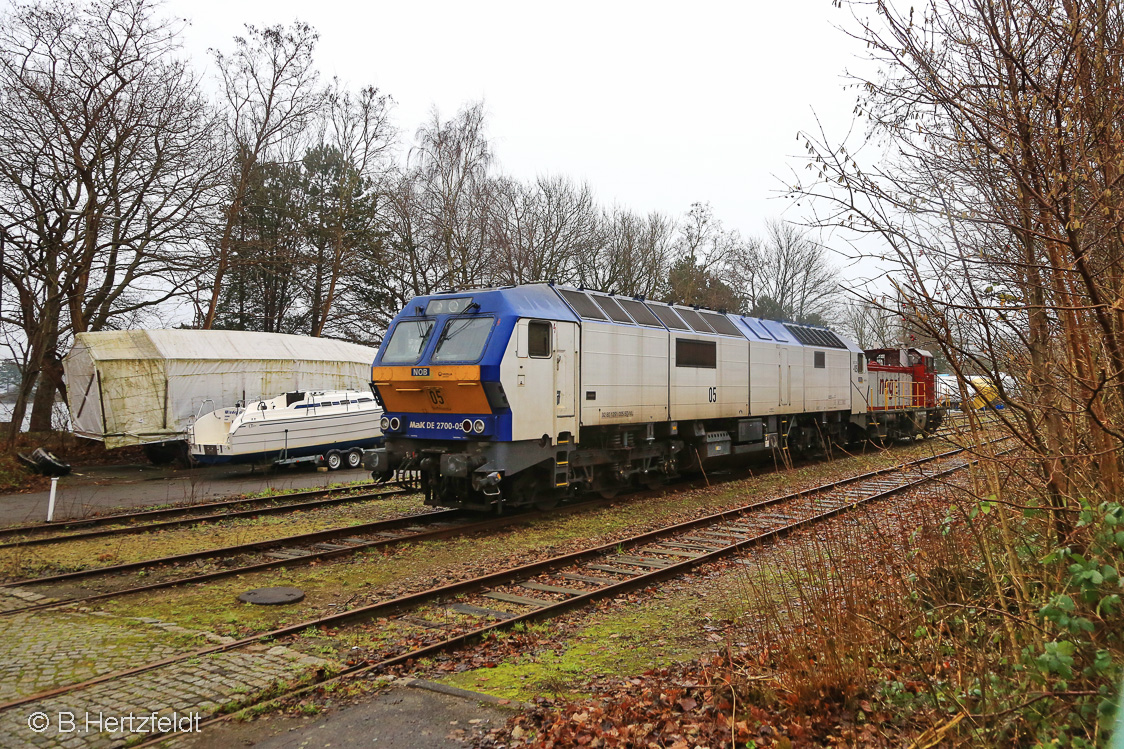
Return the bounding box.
[46,477,59,523]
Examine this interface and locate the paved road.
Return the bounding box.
[177,679,516,748]
[0,462,374,527]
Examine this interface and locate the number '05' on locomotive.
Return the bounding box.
[365,283,945,511]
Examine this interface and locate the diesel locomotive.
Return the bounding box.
[365,283,945,511]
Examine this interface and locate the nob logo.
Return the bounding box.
[411,367,430,377]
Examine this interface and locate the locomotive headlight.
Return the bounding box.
[380,416,390,431]
[389,417,401,431]
[461,419,473,434]
[473,419,486,434]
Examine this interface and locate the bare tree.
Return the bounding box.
[666,202,754,311]
[407,102,497,290]
[200,21,323,329]
[489,174,598,285]
[838,297,898,349]
[790,0,1124,739]
[578,207,675,298]
[0,0,221,439]
[304,81,395,338]
[796,0,1124,520]
[746,220,840,325]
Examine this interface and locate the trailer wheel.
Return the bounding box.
[325,450,343,471]
[346,448,363,469]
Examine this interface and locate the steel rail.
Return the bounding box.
[130,442,1003,747]
[0,442,995,715]
[0,480,408,541]
[0,507,462,592]
[0,492,636,616]
[0,486,411,550]
[359,454,992,671]
[1,429,963,545]
[2,434,957,593]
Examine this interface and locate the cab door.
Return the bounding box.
[779,347,790,408]
[554,322,578,436]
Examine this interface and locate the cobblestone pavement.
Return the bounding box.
[0,608,338,748]
[0,587,55,614]
[0,610,194,701]
[0,645,332,748]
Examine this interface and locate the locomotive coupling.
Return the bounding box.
[440,453,484,478]
[472,470,503,496]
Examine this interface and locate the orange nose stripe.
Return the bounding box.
[371,365,492,414]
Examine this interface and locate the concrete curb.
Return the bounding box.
[393,677,528,710]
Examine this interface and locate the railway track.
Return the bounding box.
[3,425,978,553]
[0,492,647,616]
[2,433,987,616]
[0,506,465,615]
[270,443,1002,673]
[1,436,965,614]
[0,441,1001,733]
[0,480,418,548]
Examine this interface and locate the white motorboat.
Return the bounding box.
[188,390,383,469]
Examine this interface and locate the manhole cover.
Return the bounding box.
[237,586,305,605]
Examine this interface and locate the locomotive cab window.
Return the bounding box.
[676,338,717,368]
[855,353,865,373]
[432,317,495,363]
[814,351,826,369]
[528,321,552,358]
[381,319,435,364]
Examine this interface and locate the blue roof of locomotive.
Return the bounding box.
[392,284,579,324]
[730,315,795,342]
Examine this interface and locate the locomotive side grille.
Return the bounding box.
[783,324,848,349]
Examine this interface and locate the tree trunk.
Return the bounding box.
[29,351,64,432]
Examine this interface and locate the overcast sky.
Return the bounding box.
[164,0,870,268]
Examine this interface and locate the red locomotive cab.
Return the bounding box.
[865,348,937,410]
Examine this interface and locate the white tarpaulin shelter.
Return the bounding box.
[64,330,378,449]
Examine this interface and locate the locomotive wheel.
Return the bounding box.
[846,423,867,449]
[506,472,543,509]
[325,450,343,470]
[534,495,560,511]
[346,448,363,469]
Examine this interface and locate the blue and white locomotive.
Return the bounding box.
[366,283,944,510]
